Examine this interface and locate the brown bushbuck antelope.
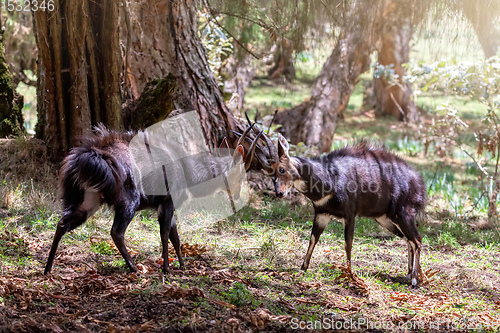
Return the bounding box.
[44,124,262,275]
[236,119,426,288]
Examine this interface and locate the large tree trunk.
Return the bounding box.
[0,13,24,137]
[459,0,500,58]
[35,0,240,159]
[122,0,238,147]
[372,0,418,121]
[120,0,172,102]
[275,0,386,152]
[33,1,122,159]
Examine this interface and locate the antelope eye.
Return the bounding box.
[279,167,285,175]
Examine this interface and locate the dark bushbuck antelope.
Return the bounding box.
[236,120,426,288]
[44,124,262,275]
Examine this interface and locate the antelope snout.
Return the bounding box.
[275,184,285,198]
[273,178,285,198]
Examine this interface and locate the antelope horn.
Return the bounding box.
[233,128,269,170]
[267,110,278,134]
[244,111,262,137]
[231,129,261,153]
[233,134,271,169]
[245,130,264,171]
[250,138,274,173]
[261,131,279,164]
[232,132,269,155]
[255,154,274,175]
[245,111,253,127]
[244,112,279,164]
[235,123,255,148]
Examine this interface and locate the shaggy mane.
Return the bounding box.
[327,139,406,163]
[77,124,136,150]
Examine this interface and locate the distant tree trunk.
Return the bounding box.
[219,19,259,116]
[222,54,255,115]
[33,1,122,159]
[372,0,418,121]
[488,179,500,225]
[459,0,500,58]
[275,0,386,152]
[3,10,37,88]
[267,39,296,82]
[122,0,238,147]
[0,13,24,137]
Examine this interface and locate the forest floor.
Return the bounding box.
[2,82,500,332]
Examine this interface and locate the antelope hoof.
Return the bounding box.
[405,273,420,289]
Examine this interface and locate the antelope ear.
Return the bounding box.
[218,137,230,157]
[277,134,289,157]
[233,145,245,164]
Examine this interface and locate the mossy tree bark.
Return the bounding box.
[121,0,239,147]
[33,1,122,159]
[0,13,24,137]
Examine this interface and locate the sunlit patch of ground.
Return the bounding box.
[1,186,500,332]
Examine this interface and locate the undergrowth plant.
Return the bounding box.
[199,12,233,87]
[404,57,500,224]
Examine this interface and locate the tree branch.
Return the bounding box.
[203,1,260,60]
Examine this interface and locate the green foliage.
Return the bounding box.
[260,235,277,260]
[0,232,32,269]
[90,240,115,256]
[373,63,399,83]
[405,58,500,103]
[16,80,37,134]
[296,51,312,63]
[199,12,233,86]
[224,282,253,307]
[437,231,460,249]
[29,208,57,231]
[386,136,424,157]
[426,171,455,197]
[404,57,500,220]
